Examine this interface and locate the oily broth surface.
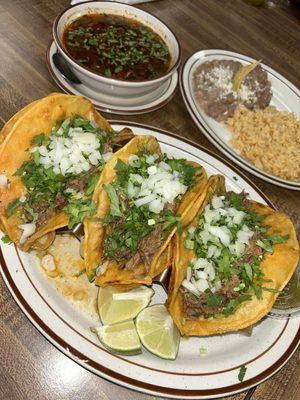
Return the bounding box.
[35,235,98,321]
[63,13,171,81]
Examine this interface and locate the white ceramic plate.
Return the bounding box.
[46,41,178,115]
[180,49,300,190]
[0,123,299,399]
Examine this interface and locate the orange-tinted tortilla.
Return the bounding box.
[84,135,208,288]
[167,175,300,336]
[0,93,112,250]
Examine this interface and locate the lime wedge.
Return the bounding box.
[135,304,180,360]
[92,320,141,355]
[98,285,154,325]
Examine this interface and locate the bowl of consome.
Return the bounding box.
[53,1,181,98]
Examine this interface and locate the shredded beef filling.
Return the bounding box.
[240,232,263,264]
[24,200,55,229]
[181,275,240,318]
[109,128,134,150]
[66,165,100,192]
[125,225,164,272]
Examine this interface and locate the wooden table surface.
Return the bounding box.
[0,0,299,399]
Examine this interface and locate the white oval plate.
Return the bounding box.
[46,41,178,115]
[180,49,300,190]
[0,123,299,399]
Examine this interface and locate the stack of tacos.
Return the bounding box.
[1,94,298,336]
[0,93,133,251]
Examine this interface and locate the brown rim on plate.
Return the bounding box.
[52,0,181,85]
[46,41,178,115]
[179,50,300,188]
[0,123,299,398]
[14,243,289,377]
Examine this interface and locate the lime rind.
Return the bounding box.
[91,320,142,356]
[98,285,154,325]
[135,304,180,360]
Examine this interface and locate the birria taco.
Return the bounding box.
[84,135,208,288]
[0,93,133,250]
[167,175,299,336]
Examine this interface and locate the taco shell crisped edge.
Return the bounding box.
[0,93,112,251]
[167,175,300,336]
[84,135,208,288]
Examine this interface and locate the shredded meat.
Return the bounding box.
[181,289,224,318]
[124,225,163,273]
[181,275,241,319]
[219,275,240,298]
[110,128,134,150]
[31,201,54,229]
[125,252,142,271]
[55,192,68,212]
[66,165,99,192]
[164,202,177,214]
[103,143,112,153]
[240,233,263,264]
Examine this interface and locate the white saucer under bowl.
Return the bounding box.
[46,41,178,115]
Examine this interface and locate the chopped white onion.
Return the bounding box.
[211,195,225,209]
[207,225,231,246]
[96,261,109,276]
[186,266,192,281]
[37,126,103,175]
[0,174,8,188]
[128,154,139,166]
[182,279,199,296]
[134,194,157,208]
[147,165,157,175]
[195,278,209,293]
[19,223,36,244]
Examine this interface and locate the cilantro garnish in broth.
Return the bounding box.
[181,192,288,318]
[7,115,116,229]
[63,14,171,81]
[103,151,198,265]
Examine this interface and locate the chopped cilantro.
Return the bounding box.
[267,234,289,244]
[205,290,223,307]
[199,347,207,356]
[64,198,96,229]
[6,198,22,218]
[238,365,247,382]
[218,248,231,277]
[31,133,47,146]
[224,295,251,316]
[75,268,86,277]
[1,234,12,244]
[104,184,122,217]
[256,238,273,253]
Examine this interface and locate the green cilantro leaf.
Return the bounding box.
[6,199,22,218]
[205,290,223,307]
[1,234,13,244]
[238,365,247,382]
[267,234,289,244]
[224,295,251,316]
[104,184,122,217]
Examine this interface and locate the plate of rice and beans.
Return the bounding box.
[180,49,300,190]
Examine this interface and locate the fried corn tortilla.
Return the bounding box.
[84,135,208,288]
[167,175,299,336]
[0,93,130,250]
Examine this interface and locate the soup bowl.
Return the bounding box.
[53,1,181,98]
